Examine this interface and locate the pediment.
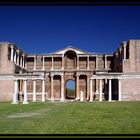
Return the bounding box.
[53,46,89,55]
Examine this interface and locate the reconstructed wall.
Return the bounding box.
[0,43,14,74]
[0,80,14,101]
[122,79,140,101]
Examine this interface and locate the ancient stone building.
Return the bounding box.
[0,40,140,103]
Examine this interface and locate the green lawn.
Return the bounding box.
[0,101,139,134]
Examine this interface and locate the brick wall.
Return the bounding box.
[0,43,14,74]
[0,80,14,101]
[122,79,140,101]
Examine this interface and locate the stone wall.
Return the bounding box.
[122,79,140,101]
[0,80,14,101]
[0,43,14,74]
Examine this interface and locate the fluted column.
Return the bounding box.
[20,55,22,67]
[89,80,93,102]
[51,57,54,70]
[12,80,18,104]
[76,74,80,99]
[17,50,20,65]
[22,54,25,68]
[86,74,90,100]
[95,79,99,94]
[99,79,103,101]
[10,46,14,61]
[33,80,36,102]
[42,79,45,102]
[14,51,17,64]
[87,56,89,70]
[108,79,112,101]
[51,74,54,101]
[23,80,28,104]
[61,74,64,102]
[123,43,126,60]
[34,56,36,70]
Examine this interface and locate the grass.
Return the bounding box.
[0,101,139,134]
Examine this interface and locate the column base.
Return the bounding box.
[89,98,93,102]
[22,101,29,104]
[75,97,80,101]
[51,98,54,102]
[42,97,45,102]
[60,98,65,102]
[12,101,18,104]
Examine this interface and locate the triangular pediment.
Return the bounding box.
[52,46,89,55]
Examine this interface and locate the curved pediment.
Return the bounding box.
[53,46,89,55]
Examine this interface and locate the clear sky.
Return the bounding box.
[0,5,140,54]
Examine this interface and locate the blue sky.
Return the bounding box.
[0,5,140,54]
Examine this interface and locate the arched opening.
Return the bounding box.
[65,80,75,99]
[64,50,77,69]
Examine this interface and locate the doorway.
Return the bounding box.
[65,80,75,99]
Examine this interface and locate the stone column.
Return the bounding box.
[105,55,107,69]
[108,79,112,101]
[23,80,28,104]
[10,46,14,61]
[118,79,122,101]
[89,80,93,102]
[76,74,80,99]
[96,55,98,69]
[61,74,64,102]
[33,80,36,102]
[12,80,18,104]
[25,57,27,69]
[51,74,54,101]
[42,56,45,70]
[123,41,127,60]
[99,79,103,101]
[22,54,25,68]
[14,51,17,64]
[42,79,45,102]
[87,56,89,70]
[17,50,20,65]
[51,57,54,70]
[95,79,99,94]
[61,56,64,70]
[34,56,36,70]
[20,55,22,67]
[80,91,84,102]
[86,75,90,100]
[77,56,79,69]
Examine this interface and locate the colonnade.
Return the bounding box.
[12,76,122,104]
[90,78,122,102]
[31,54,109,71]
[12,79,45,104]
[10,45,26,68]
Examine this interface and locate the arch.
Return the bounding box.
[64,50,77,69]
[65,80,75,99]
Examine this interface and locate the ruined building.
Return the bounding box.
[0,40,140,103]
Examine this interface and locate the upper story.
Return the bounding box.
[26,47,113,73]
[113,40,140,73]
[0,40,140,75]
